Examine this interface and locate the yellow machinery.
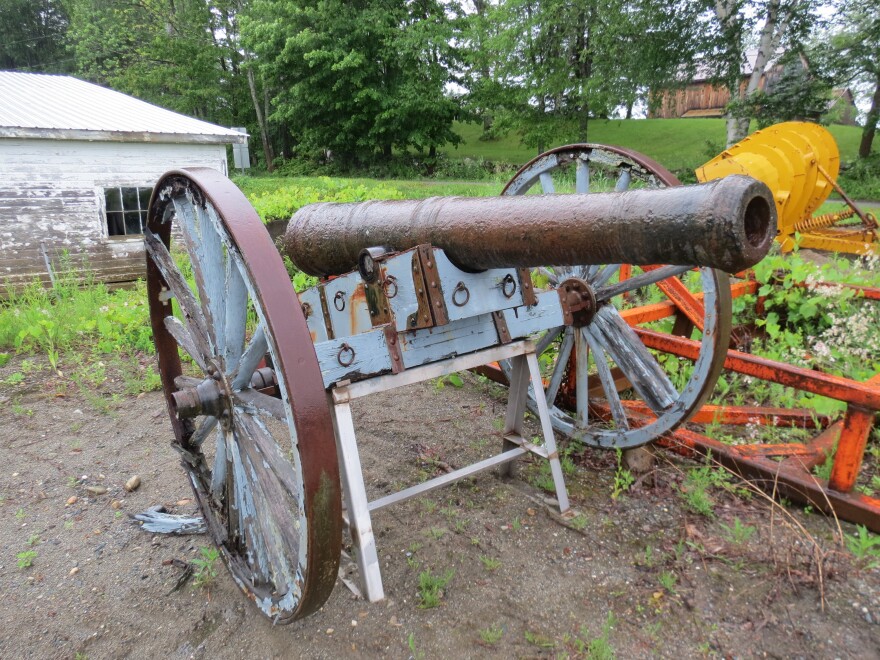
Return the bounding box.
[696,121,878,255]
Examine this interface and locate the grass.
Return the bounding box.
[0,262,154,372]
[441,119,874,175]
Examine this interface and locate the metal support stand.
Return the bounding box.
[331,340,570,602]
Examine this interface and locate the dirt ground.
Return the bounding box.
[1,354,879,659]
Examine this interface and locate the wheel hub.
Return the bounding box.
[558,277,597,327]
[172,362,235,426]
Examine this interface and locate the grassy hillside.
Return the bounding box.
[441,119,873,173]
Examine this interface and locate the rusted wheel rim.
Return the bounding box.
[145,168,341,622]
[503,145,731,449]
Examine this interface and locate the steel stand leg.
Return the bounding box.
[503,352,571,513]
[332,388,384,602]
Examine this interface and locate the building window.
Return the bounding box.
[105,186,152,237]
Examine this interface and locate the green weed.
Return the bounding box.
[524,630,556,649]
[569,513,589,531]
[192,546,221,588]
[611,448,634,500]
[433,373,463,390]
[573,611,618,660]
[479,554,501,571]
[479,625,503,645]
[417,568,454,608]
[407,632,425,660]
[676,459,739,517]
[719,517,757,546]
[17,550,37,569]
[658,570,677,594]
[426,527,446,541]
[845,525,880,568]
[3,372,23,386]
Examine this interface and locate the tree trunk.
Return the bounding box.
[859,74,880,158]
[719,0,785,146]
[247,66,274,173]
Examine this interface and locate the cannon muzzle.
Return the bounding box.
[282,175,776,277]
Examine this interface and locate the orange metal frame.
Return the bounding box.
[622,274,880,531]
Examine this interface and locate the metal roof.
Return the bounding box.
[0,71,247,144]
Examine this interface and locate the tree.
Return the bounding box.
[821,2,880,157]
[706,0,821,146]
[472,0,704,150]
[0,0,71,72]
[240,0,462,167]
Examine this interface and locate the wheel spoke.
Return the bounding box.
[575,328,589,426]
[537,266,559,286]
[535,326,564,355]
[594,265,691,301]
[171,199,219,351]
[232,409,304,591]
[586,305,677,414]
[614,166,632,192]
[234,388,287,422]
[232,326,268,391]
[591,264,620,288]
[163,316,210,372]
[539,172,555,194]
[210,426,228,501]
[190,415,218,447]
[234,408,302,500]
[544,327,574,407]
[583,330,630,430]
[575,159,589,193]
[145,228,213,364]
[223,252,249,375]
[226,430,271,583]
[195,203,228,350]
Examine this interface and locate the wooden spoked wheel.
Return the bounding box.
[145,168,341,622]
[502,145,731,449]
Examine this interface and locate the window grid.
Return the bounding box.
[105,186,152,237]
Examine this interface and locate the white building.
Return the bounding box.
[0,71,246,293]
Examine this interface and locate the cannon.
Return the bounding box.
[144,159,775,622]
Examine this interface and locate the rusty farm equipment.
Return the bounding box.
[697,121,878,255]
[145,166,775,621]
[495,143,880,535]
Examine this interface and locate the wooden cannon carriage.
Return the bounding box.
[144,150,775,622]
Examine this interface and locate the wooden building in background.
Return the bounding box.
[0,72,247,295]
[650,51,858,125]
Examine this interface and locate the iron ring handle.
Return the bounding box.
[337,343,355,367]
[501,273,517,299]
[333,291,346,311]
[452,282,470,307]
[383,275,398,299]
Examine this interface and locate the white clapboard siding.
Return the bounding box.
[0,140,228,294]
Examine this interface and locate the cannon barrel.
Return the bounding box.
[282,175,776,277]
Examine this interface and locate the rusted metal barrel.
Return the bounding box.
[282,175,776,277]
